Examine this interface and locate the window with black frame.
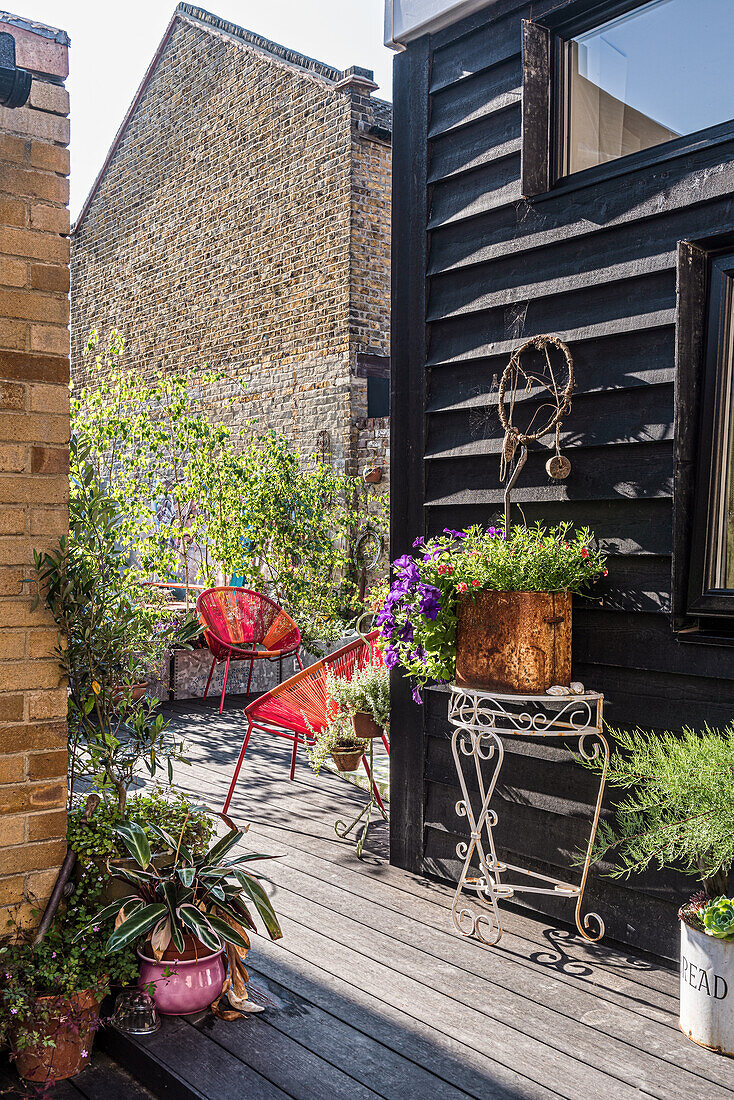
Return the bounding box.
[687,253,734,619]
[556,0,734,178]
[521,0,734,194]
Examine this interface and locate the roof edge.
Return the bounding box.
[0,11,70,45]
[177,3,345,83]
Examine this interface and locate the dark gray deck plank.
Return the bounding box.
[190,1013,384,1100]
[244,963,509,1100]
[256,870,734,1100]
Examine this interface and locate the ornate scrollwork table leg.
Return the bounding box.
[450,721,506,946]
[573,728,610,942]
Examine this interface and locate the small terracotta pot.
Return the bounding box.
[331,747,363,772]
[12,987,101,1083]
[111,682,149,704]
[138,937,225,1016]
[352,712,382,740]
[455,590,571,693]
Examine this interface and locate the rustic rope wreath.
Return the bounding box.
[498,334,574,480]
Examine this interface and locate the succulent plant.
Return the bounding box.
[702,896,734,939]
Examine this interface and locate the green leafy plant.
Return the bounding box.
[74,330,388,647]
[68,788,215,871]
[34,437,189,813]
[80,819,282,1006]
[585,723,734,900]
[327,662,390,730]
[377,522,606,696]
[306,713,367,776]
[702,896,734,939]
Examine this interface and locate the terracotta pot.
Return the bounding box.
[352,712,383,740]
[138,938,225,1016]
[111,682,148,704]
[12,987,101,1083]
[331,747,363,772]
[455,590,572,693]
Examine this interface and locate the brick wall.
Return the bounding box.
[71,5,390,479]
[0,15,70,931]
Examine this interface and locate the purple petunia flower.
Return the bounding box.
[412,536,425,548]
[412,686,423,705]
[423,547,443,562]
[383,646,400,669]
[443,528,468,539]
[398,621,414,643]
[417,583,442,620]
[393,554,414,572]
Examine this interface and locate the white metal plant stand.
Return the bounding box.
[448,685,609,947]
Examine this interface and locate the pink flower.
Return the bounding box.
[81,1049,89,1059]
[437,564,447,575]
[580,547,589,559]
[457,582,468,593]
[603,568,609,577]
[471,579,480,587]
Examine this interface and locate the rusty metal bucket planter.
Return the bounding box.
[455,590,571,693]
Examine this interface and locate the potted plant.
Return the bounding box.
[584,723,734,1055]
[327,662,390,742]
[68,787,215,903]
[0,889,138,1085]
[307,712,368,773]
[81,819,282,1016]
[376,523,606,697]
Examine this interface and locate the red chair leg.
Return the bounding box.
[219,653,231,715]
[289,733,299,781]
[223,719,253,814]
[203,656,216,700]
[361,753,387,816]
[381,731,390,757]
[296,650,303,670]
[246,657,254,695]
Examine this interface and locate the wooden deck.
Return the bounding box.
[23,696,734,1099]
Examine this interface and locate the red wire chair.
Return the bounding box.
[222,630,389,813]
[196,587,302,714]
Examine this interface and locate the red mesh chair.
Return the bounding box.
[197,587,302,714]
[222,630,389,813]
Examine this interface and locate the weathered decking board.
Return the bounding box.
[95,698,734,1100]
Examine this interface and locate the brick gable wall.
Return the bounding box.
[71,14,391,479]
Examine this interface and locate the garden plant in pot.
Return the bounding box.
[0,894,138,1085]
[585,723,734,1055]
[306,662,390,775]
[376,523,606,697]
[81,819,282,1016]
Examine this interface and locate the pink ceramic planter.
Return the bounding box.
[137,946,226,1015]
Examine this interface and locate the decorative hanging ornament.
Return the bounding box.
[498,334,574,482]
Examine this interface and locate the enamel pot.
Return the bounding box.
[680,917,734,1055]
[138,938,226,1016]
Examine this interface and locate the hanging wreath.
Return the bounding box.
[498,334,574,480]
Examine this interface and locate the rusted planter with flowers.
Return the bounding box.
[11,987,101,1083]
[455,590,572,693]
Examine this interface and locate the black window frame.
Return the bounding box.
[521,0,734,199]
[675,244,734,626]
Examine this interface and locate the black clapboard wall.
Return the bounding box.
[389,0,734,959]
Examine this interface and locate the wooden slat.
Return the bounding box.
[428,105,521,184]
[428,63,520,139]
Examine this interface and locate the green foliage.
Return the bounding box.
[584,723,734,895]
[702,897,734,939]
[327,662,390,730]
[74,330,388,646]
[82,820,282,957]
[306,663,388,776]
[378,522,606,693]
[34,439,188,813]
[67,788,215,869]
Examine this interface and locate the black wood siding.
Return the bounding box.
[390,0,734,959]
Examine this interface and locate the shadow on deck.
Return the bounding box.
[18,697,734,1099]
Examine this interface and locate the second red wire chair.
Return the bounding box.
[197,587,302,714]
[222,630,388,814]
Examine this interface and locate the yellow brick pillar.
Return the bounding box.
[0,14,70,931]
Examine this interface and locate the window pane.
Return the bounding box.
[564,0,734,175]
[717,287,734,589]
